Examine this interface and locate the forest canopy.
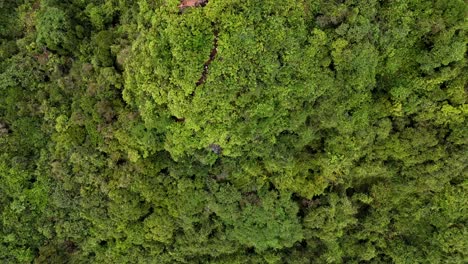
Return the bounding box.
[0,0,467,263]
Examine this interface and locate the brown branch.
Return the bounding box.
[196,27,218,86]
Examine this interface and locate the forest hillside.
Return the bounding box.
[0,0,467,263]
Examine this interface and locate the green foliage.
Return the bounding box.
[1,0,466,263]
[0,158,49,263]
[217,189,303,251]
[36,6,77,53]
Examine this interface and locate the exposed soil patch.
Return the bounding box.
[179,0,208,9]
[64,240,78,254]
[34,47,50,65]
[0,122,10,135]
[209,143,222,154]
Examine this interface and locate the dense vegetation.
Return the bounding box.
[0,0,467,263]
